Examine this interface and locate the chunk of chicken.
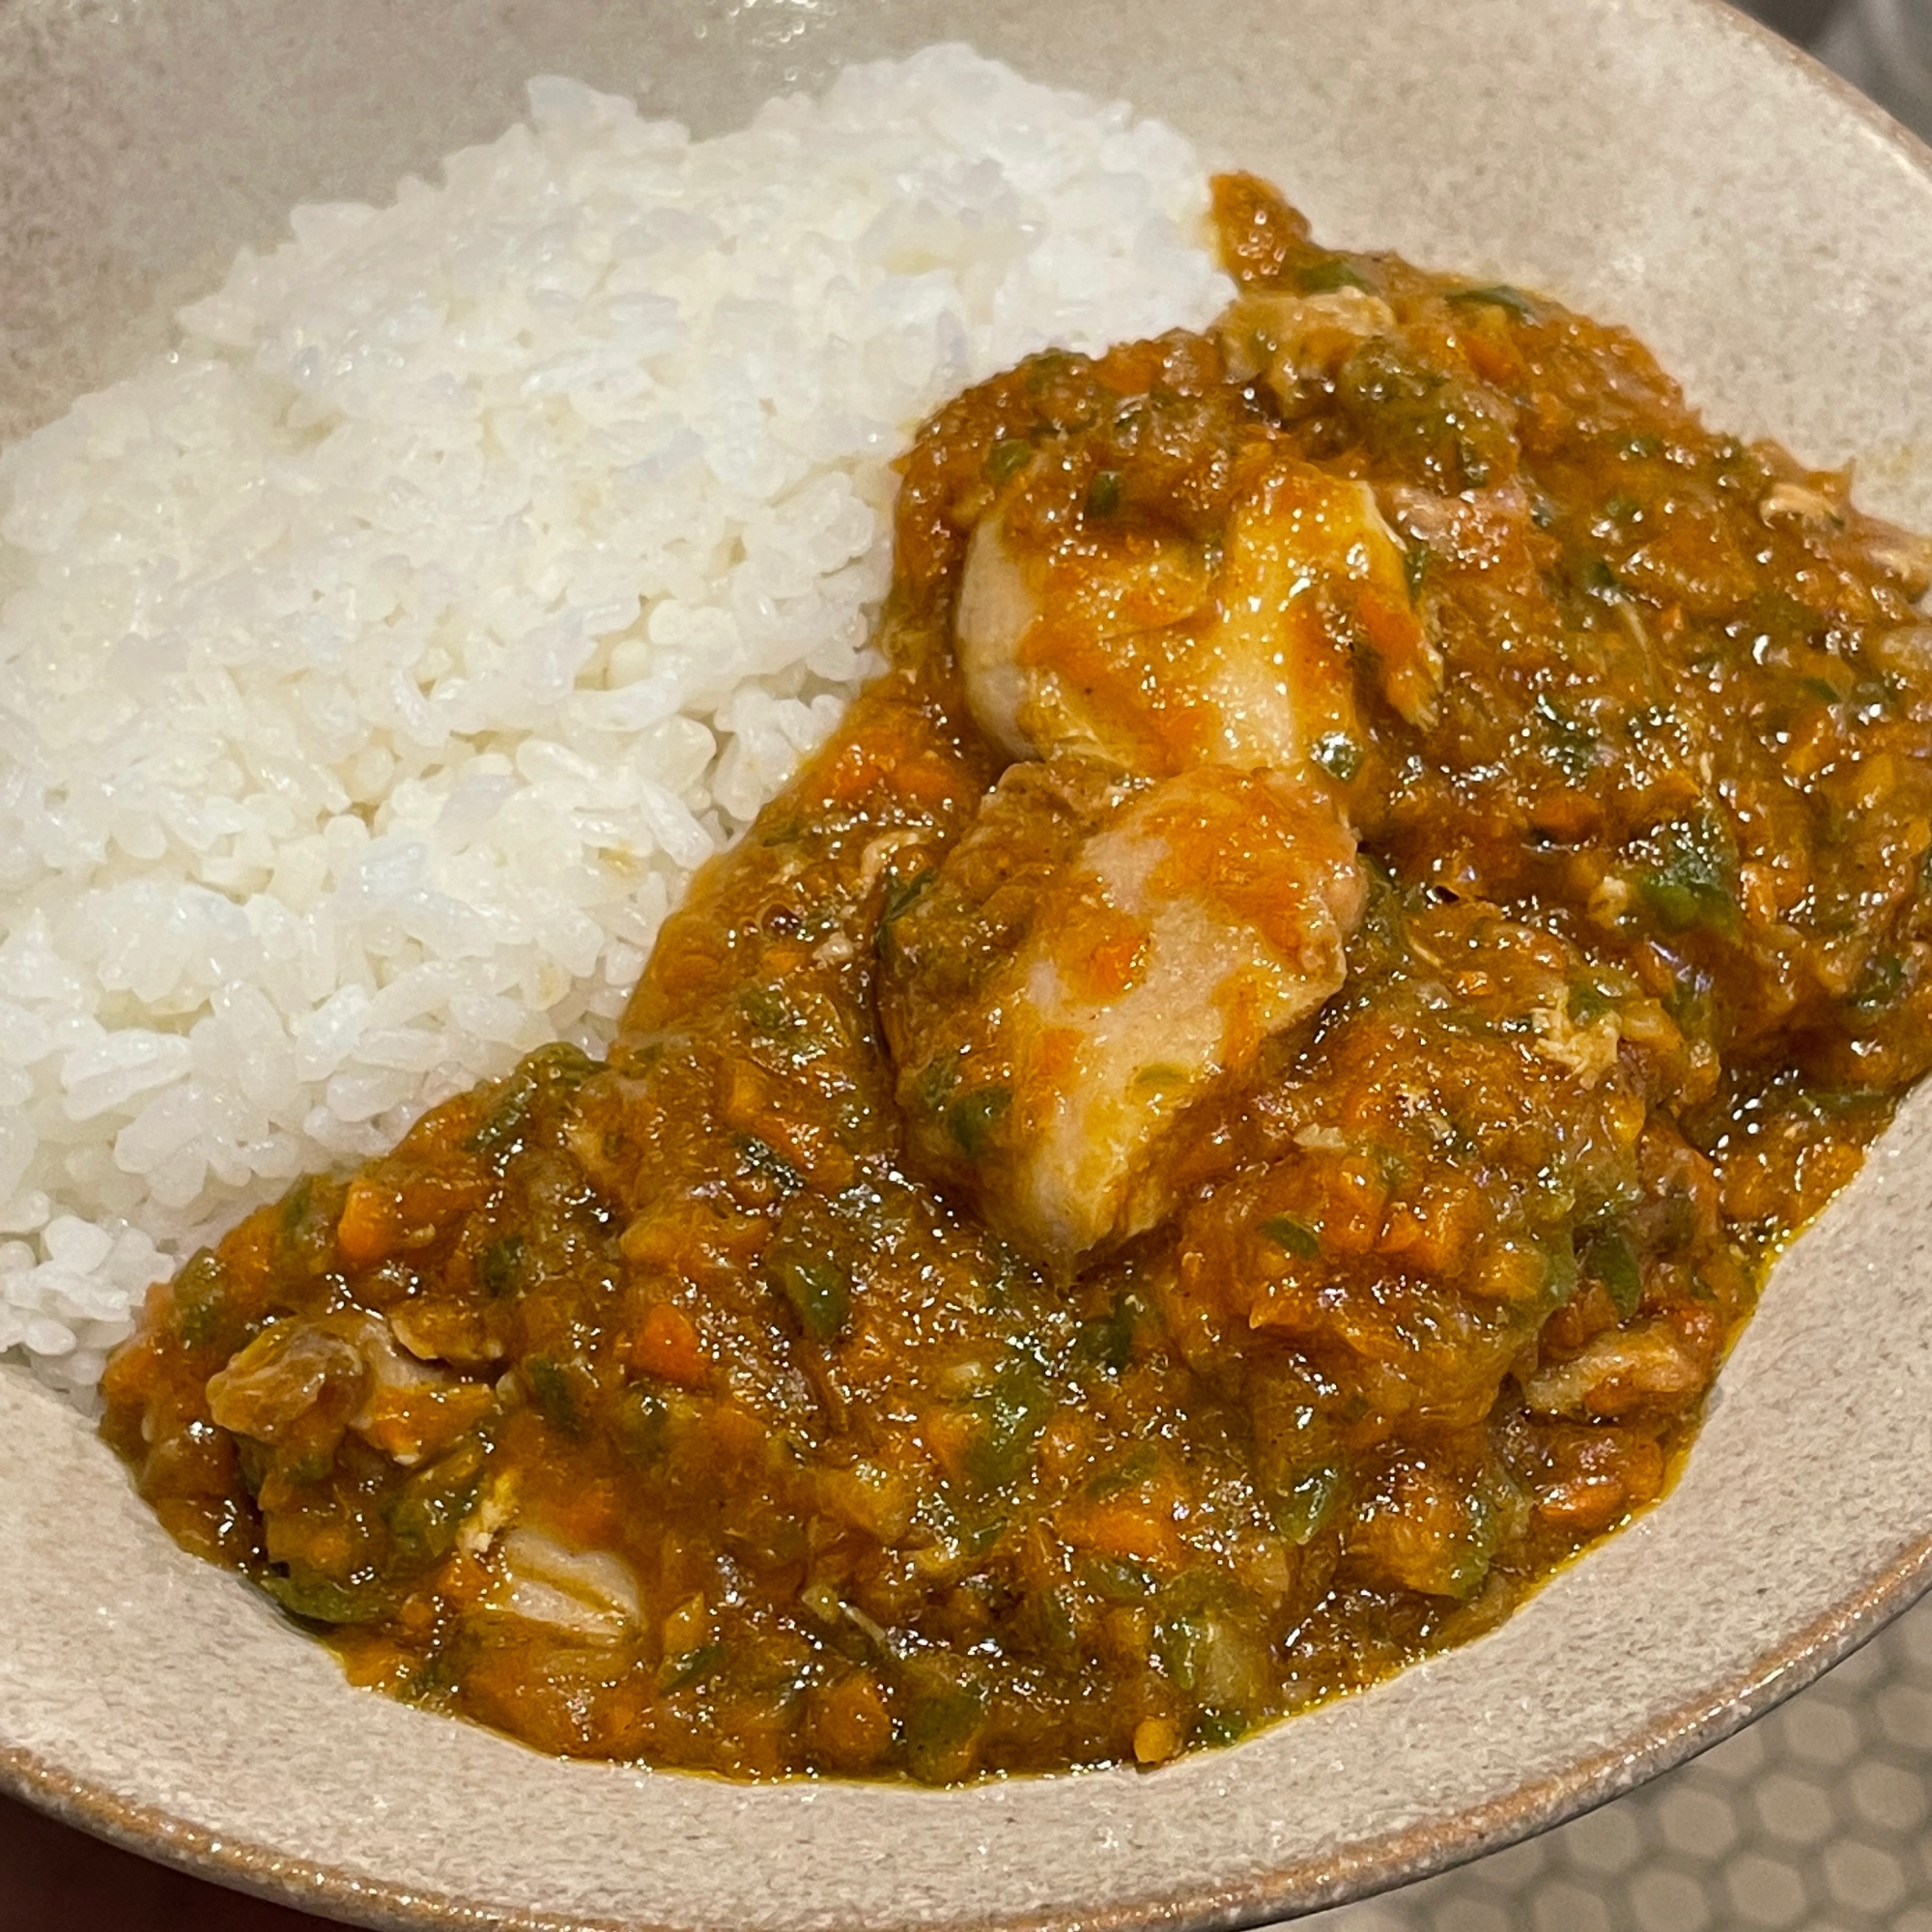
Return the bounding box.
[483,1527,640,1644]
[1216,287,1399,410]
[206,1308,493,1475]
[879,756,1365,1268]
[955,446,1441,785]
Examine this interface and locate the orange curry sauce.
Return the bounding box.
[103,180,1932,1780]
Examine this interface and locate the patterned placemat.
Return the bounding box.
[1311,1591,1932,1931]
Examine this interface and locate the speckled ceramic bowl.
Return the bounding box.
[4,1,1931,1926]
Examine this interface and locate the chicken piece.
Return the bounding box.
[483,1529,640,1644]
[955,444,1441,785]
[879,756,1365,1269]
[207,1308,493,1476]
[1521,1321,1709,1420]
[1216,287,1399,412]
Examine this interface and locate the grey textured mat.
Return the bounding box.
[1316,1590,1932,1930]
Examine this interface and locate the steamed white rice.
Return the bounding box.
[0,45,1232,1406]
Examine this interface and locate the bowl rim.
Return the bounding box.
[6,1540,1932,1930]
[5,0,1932,1926]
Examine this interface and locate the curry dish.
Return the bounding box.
[102,179,1932,1781]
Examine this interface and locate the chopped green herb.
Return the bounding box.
[986,438,1034,485]
[1085,469,1122,517]
[1634,810,1742,937]
[1024,349,1077,392]
[1312,733,1363,782]
[275,1175,343,1275]
[1077,1291,1146,1376]
[1197,1707,1249,1747]
[1268,1462,1344,1545]
[261,1569,395,1626]
[1296,257,1372,293]
[523,1355,582,1435]
[1533,693,1601,784]
[914,1054,959,1119]
[882,867,935,925]
[773,1252,850,1344]
[1028,1584,1080,1659]
[1403,539,1433,602]
[476,1235,525,1299]
[738,983,798,1036]
[962,1354,1053,1491]
[1438,1482,1509,1601]
[1155,1611,1208,1690]
[658,1642,729,1693]
[617,1385,670,1464]
[467,1082,534,1162]
[1585,1225,1645,1321]
[524,1040,596,1088]
[735,1136,803,1192]
[1085,1553,1160,1603]
[173,1251,231,1349]
[947,1084,1012,1159]
[1131,1063,1187,1095]
[1540,1231,1582,1310]
[1260,1213,1321,1259]
[273,1447,334,1491]
[1566,978,1614,1025]
[1852,951,1907,1017]
[387,1443,485,1561]
[1336,337,1514,494]
[1573,553,1621,599]
[898,1663,988,1785]
[1084,1442,1160,1500]
[1448,283,1536,318]
[409,1649,464,1701]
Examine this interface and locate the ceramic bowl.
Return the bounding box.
[4,1,1932,1925]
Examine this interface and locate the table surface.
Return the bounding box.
[11,1,1928,1928]
[0,1794,333,1931]
[1317,1588,1932,1932]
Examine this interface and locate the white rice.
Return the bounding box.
[0,46,1232,1406]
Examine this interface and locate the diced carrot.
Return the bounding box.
[1034,1028,1080,1089]
[431,1549,492,1610]
[335,1178,401,1267]
[634,1302,709,1388]
[917,1406,979,1492]
[715,1058,855,1191]
[393,1092,485,1160]
[395,1593,438,1637]
[1065,1494,1183,1573]
[1461,327,1523,389]
[1068,914,1150,1003]
[704,1403,769,1473]
[395,1162,491,1232]
[1133,1716,1183,1765]
[810,1669,895,1771]
[333,1631,415,1690]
